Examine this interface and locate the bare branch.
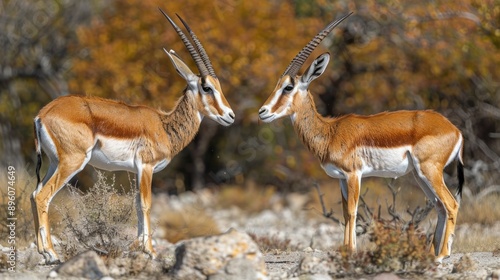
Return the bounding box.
[406,199,434,229]
[313,182,341,224]
[405,11,481,26]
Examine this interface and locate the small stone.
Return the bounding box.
[298,254,337,275]
[53,250,109,279]
[48,270,58,278]
[490,269,500,280]
[303,247,314,253]
[452,254,476,273]
[171,228,267,279]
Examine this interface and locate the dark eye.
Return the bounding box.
[284,85,294,92]
[202,86,213,93]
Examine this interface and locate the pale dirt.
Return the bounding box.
[2,191,499,279]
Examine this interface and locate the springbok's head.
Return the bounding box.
[259,13,352,123]
[160,9,235,126]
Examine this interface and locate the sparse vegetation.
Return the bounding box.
[56,171,138,261]
[159,207,221,244]
[360,222,434,273]
[0,167,36,247]
[248,233,294,253]
[311,180,437,275]
[458,187,500,226]
[324,221,436,277]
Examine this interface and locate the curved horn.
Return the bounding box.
[159,8,209,77]
[176,14,217,78]
[282,12,352,78]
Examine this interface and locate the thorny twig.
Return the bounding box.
[313,182,341,225]
[357,188,374,235]
[313,179,434,236]
[386,180,404,224]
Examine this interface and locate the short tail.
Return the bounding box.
[34,118,42,188]
[455,138,465,203]
[456,160,464,201]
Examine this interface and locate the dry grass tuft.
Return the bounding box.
[159,207,220,244]
[458,191,500,226]
[453,226,500,253]
[216,181,279,213]
[248,233,295,253]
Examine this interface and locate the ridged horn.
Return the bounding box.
[176,14,217,78]
[159,8,209,77]
[282,12,352,78]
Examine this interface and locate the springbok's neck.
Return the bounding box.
[291,93,334,163]
[161,92,202,157]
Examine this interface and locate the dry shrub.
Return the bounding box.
[56,171,138,261]
[248,233,294,253]
[306,181,343,219]
[0,166,36,247]
[306,178,429,223]
[310,180,436,275]
[217,181,278,213]
[336,221,435,276]
[159,207,220,244]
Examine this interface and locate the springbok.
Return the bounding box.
[258,13,464,262]
[31,9,235,264]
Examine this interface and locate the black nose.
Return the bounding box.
[259,108,267,115]
[229,112,235,120]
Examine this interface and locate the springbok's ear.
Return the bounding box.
[164,49,198,83]
[299,53,330,87]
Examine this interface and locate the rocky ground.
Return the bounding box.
[1,190,500,279]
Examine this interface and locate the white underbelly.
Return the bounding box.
[321,146,414,179]
[88,137,138,172]
[88,136,170,173]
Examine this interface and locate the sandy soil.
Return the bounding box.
[2,191,499,279]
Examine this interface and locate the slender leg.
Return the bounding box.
[413,163,459,262]
[424,164,459,261]
[135,164,156,258]
[339,179,350,248]
[31,155,90,264]
[31,160,58,260]
[341,174,361,252]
